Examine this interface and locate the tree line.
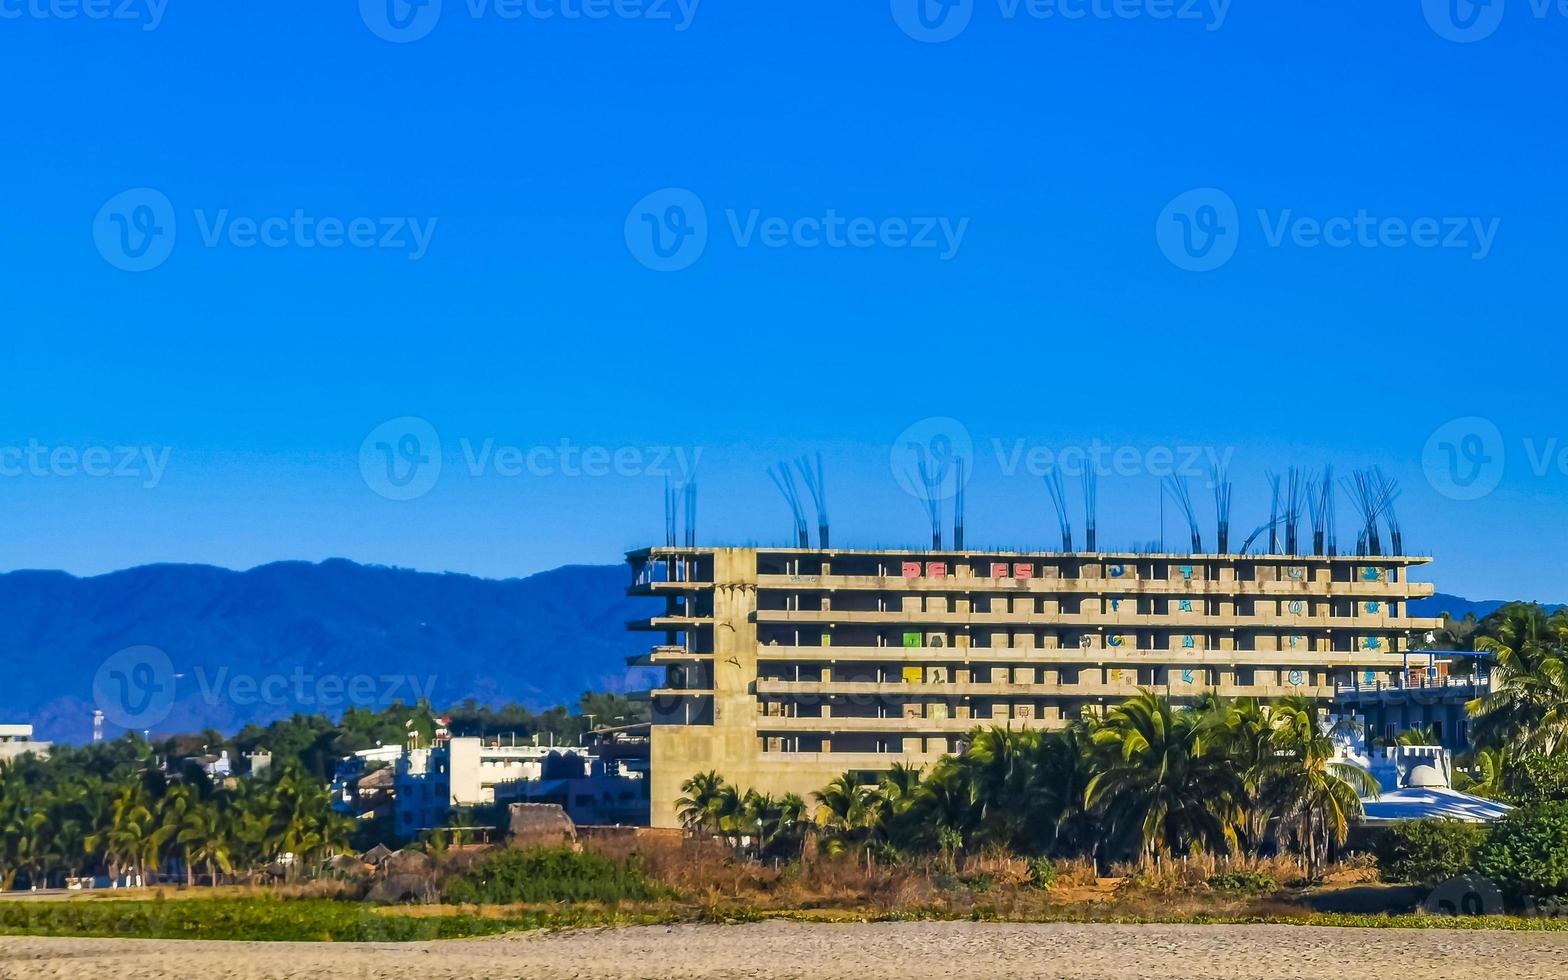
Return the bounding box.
[0,737,350,890]
[680,602,1568,874]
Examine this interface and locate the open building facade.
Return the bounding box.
[629,546,1442,828]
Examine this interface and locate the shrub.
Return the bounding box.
[1027,856,1058,891]
[440,847,663,905]
[1207,870,1279,893]
[1475,802,1568,899]
[1374,820,1489,884]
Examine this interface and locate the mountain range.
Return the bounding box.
[0,558,1544,744]
[1,560,657,744]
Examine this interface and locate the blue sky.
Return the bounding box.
[1,1,1564,602]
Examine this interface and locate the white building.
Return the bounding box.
[0,724,49,764]
[393,738,560,834]
[390,736,649,835]
[1332,716,1513,826]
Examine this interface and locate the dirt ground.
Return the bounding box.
[1,920,1561,980]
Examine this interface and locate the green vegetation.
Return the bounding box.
[685,692,1377,874]
[1,738,350,890]
[1026,856,1057,891]
[1206,870,1278,893]
[1475,801,1568,899]
[1373,820,1489,884]
[0,897,662,942]
[441,847,663,905]
[1466,604,1568,758]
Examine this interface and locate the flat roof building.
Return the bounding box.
[628,546,1442,828]
[0,724,49,764]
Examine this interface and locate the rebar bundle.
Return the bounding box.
[1044,471,1073,552]
[795,453,830,549]
[1211,461,1233,554]
[1164,476,1203,553]
[768,463,809,548]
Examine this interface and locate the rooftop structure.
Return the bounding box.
[629,545,1442,828]
[0,723,50,764]
[389,733,650,834]
[1331,735,1513,827]
[1334,670,1491,751]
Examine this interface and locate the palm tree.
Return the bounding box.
[1396,725,1438,746]
[916,760,977,866]
[1209,697,1278,856]
[177,802,233,886]
[874,763,925,853]
[675,771,728,836]
[1467,604,1568,755]
[1432,611,1481,651]
[86,782,160,887]
[159,784,197,885]
[1264,697,1378,879]
[1453,745,1511,799]
[813,772,883,866]
[957,726,1052,852]
[1084,691,1242,862]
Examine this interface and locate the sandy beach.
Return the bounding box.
[0,920,1559,980]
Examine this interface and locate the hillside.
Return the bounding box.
[0,560,657,743]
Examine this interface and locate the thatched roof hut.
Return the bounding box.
[507,803,576,849]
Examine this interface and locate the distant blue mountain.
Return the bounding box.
[1411,593,1566,621]
[0,560,657,744]
[2,560,1555,745]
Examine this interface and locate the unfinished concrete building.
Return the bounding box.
[627,546,1442,827]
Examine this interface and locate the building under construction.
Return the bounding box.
[627,463,1441,828]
